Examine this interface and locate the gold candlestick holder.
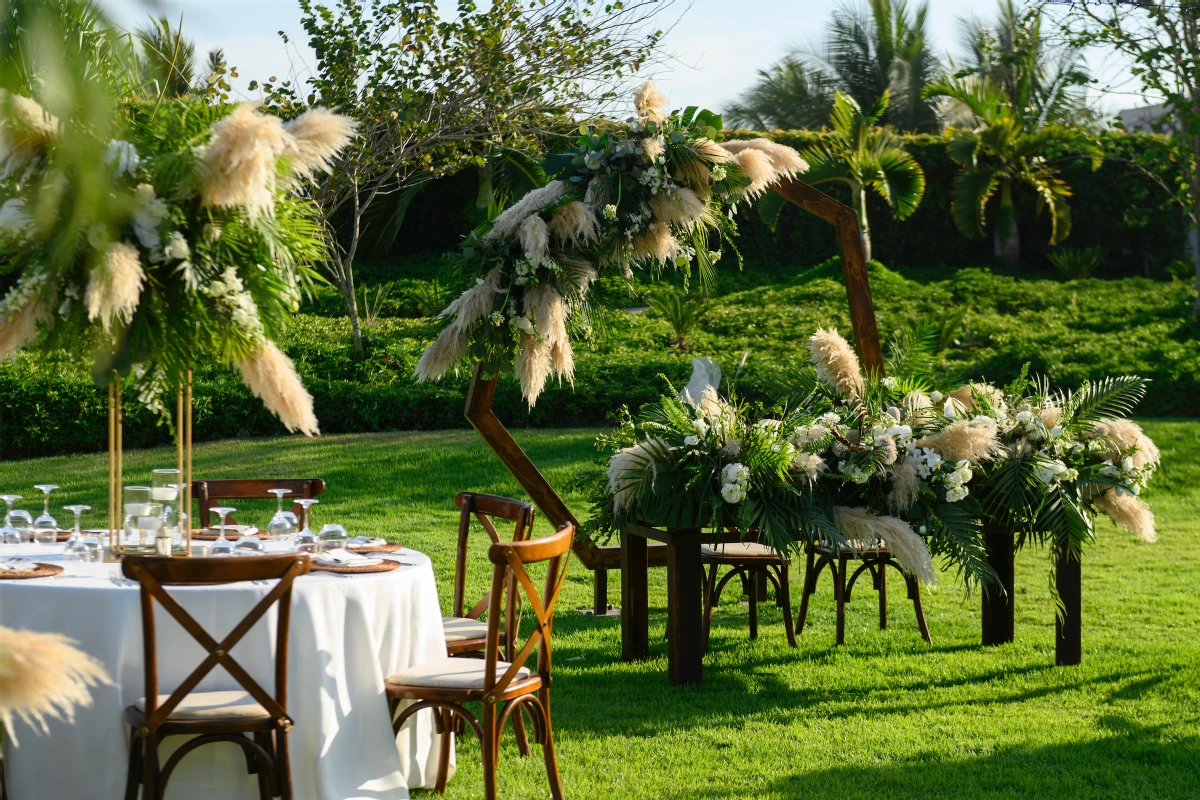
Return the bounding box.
[107,371,193,557]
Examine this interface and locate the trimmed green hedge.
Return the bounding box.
[4,263,1197,459]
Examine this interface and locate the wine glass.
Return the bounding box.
[234,527,265,554]
[293,499,319,552]
[63,504,90,547]
[318,523,348,552]
[33,484,59,544]
[10,509,33,544]
[0,494,22,545]
[266,489,295,541]
[209,506,237,556]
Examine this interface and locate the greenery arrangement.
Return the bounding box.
[414,81,809,406]
[592,325,1160,591]
[0,86,354,432]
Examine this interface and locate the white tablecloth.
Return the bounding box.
[0,543,453,800]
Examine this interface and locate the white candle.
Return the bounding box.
[150,487,178,501]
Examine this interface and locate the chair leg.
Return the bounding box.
[879,561,888,631]
[124,726,142,800]
[835,555,848,646]
[512,705,532,757]
[908,573,933,644]
[778,564,797,648]
[435,709,453,793]
[593,569,608,616]
[702,562,718,652]
[141,732,158,800]
[276,729,293,800]
[481,703,499,800]
[748,569,759,640]
[252,732,273,800]
[539,689,564,800]
[796,550,816,636]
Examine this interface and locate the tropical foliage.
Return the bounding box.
[726,0,941,133]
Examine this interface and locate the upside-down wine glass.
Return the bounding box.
[63,505,99,561]
[293,499,319,552]
[266,489,294,541]
[209,506,237,556]
[33,484,59,545]
[0,495,22,545]
[63,504,90,547]
[318,523,348,552]
[10,509,33,544]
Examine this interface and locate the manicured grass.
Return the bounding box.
[2,421,1198,798]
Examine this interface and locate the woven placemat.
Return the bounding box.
[348,542,403,554]
[0,563,64,580]
[312,559,401,574]
[191,528,263,541]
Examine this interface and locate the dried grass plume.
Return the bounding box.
[283,107,358,180]
[549,201,598,247]
[732,148,777,199]
[86,242,145,331]
[518,213,550,268]
[915,418,1001,464]
[0,298,46,359]
[808,327,862,398]
[235,340,319,436]
[721,138,808,176]
[888,457,922,514]
[651,187,709,227]
[0,626,112,744]
[415,267,504,382]
[487,181,570,241]
[1094,489,1156,542]
[834,506,936,586]
[0,92,58,176]
[1092,418,1160,469]
[202,103,295,218]
[634,80,669,122]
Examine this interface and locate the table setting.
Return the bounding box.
[0,478,455,800]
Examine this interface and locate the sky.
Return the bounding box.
[97,0,1149,119]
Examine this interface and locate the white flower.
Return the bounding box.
[104,140,140,175]
[930,390,944,404]
[720,482,746,504]
[132,183,168,249]
[711,164,728,182]
[693,418,709,436]
[1034,458,1069,485]
[1015,409,1034,426]
[882,376,899,390]
[945,484,969,503]
[915,447,942,479]
[818,412,841,427]
[971,415,999,435]
[839,460,872,484]
[512,316,535,335]
[943,398,967,420]
[684,435,700,447]
[720,439,742,458]
[489,311,504,326]
[721,463,749,487]
[603,204,618,220]
[163,231,190,261]
[884,424,912,442]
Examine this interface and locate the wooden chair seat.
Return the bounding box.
[701,542,790,563]
[131,690,269,721]
[387,657,538,697]
[442,616,490,643]
[702,540,796,650]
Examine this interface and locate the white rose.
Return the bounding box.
[720,483,744,504]
[683,435,700,447]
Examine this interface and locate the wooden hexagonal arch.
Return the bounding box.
[464,178,883,570]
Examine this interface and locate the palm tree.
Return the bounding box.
[796,91,926,262]
[945,0,1096,129]
[136,15,196,98]
[922,77,1101,266]
[727,0,940,133]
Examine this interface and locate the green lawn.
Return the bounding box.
[3,421,1198,798]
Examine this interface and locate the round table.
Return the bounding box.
[0,543,453,800]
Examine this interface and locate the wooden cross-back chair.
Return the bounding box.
[386,523,574,800]
[193,479,325,528]
[444,492,536,657]
[121,553,311,800]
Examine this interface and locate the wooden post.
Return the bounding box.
[620,531,649,661]
[1055,545,1082,666]
[666,535,704,686]
[981,523,1015,645]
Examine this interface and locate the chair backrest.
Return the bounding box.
[452,492,536,621]
[122,554,311,734]
[193,479,325,528]
[481,523,574,701]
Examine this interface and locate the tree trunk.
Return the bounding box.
[476,161,494,211]
[993,180,1019,268]
[854,183,872,264]
[338,185,366,358]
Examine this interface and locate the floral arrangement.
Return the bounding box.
[592,325,1160,591]
[0,94,357,434]
[414,81,808,406]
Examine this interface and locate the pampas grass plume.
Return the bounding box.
[650,187,709,227]
[732,148,776,198]
[792,452,827,483]
[722,138,807,175]
[202,103,295,218]
[634,80,669,122]
[86,242,145,331]
[414,326,468,383]
[948,383,1002,412]
[808,327,862,398]
[515,332,552,407]
[487,181,569,241]
[915,419,1001,464]
[888,458,922,514]
[0,92,57,174]
[283,107,358,179]
[1093,418,1160,469]
[235,341,319,436]
[518,213,550,268]
[549,201,598,247]
[834,506,936,585]
[0,626,112,743]
[0,299,45,359]
[1094,489,1156,542]
[632,221,679,265]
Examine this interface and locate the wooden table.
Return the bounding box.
[620,522,739,685]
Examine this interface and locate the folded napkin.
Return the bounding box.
[0,559,39,573]
[316,548,382,568]
[348,536,387,548]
